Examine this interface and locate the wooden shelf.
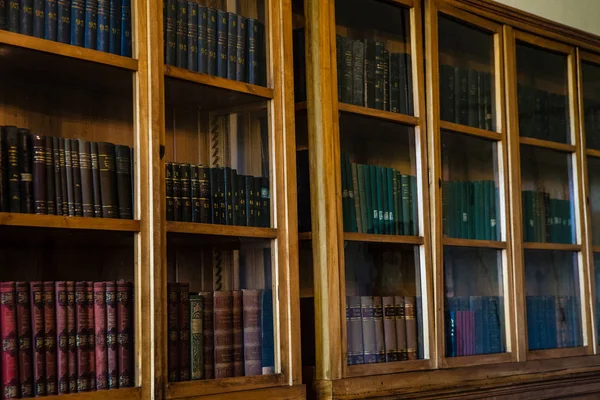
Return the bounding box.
[586,148,600,158]
[344,232,424,245]
[442,352,513,369]
[519,136,576,153]
[44,387,141,400]
[443,237,506,249]
[338,103,419,125]
[166,222,278,239]
[527,346,589,361]
[439,120,502,141]
[298,232,312,241]
[165,374,285,399]
[522,242,581,251]
[345,359,431,378]
[0,213,140,232]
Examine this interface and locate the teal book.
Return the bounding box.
[491,182,498,241]
[400,174,410,235]
[369,166,379,234]
[381,167,389,234]
[351,163,361,233]
[346,155,357,233]
[453,181,461,238]
[522,191,530,242]
[261,290,275,374]
[442,180,450,237]
[393,170,400,235]
[410,175,418,235]
[363,165,373,234]
[482,181,490,240]
[376,166,384,234]
[357,165,369,233]
[459,181,467,239]
[340,153,349,231]
[386,169,395,235]
[473,181,481,240]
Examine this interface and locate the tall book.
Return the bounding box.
[232,290,244,376]
[166,162,174,220]
[70,139,83,216]
[189,294,204,380]
[78,139,95,217]
[361,296,377,364]
[59,138,69,216]
[226,12,236,80]
[15,282,33,397]
[18,129,33,214]
[175,0,187,68]
[109,0,122,55]
[165,0,176,65]
[20,0,33,35]
[98,142,119,218]
[106,281,119,389]
[46,136,57,215]
[242,289,262,376]
[71,0,85,46]
[405,296,418,360]
[235,15,246,82]
[56,282,69,394]
[216,10,227,78]
[32,135,47,215]
[198,5,208,74]
[30,282,46,396]
[198,165,211,223]
[43,281,58,395]
[75,281,90,392]
[117,281,134,387]
[373,297,386,363]
[246,18,259,84]
[94,282,108,390]
[97,0,110,51]
[178,282,190,382]
[0,282,19,399]
[90,142,103,217]
[84,0,98,49]
[115,145,133,219]
[86,282,96,391]
[56,0,70,43]
[213,291,234,378]
[260,289,274,374]
[66,281,77,393]
[0,128,6,212]
[173,163,182,221]
[120,0,132,56]
[206,8,217,76]
[180,163,192,222]
[200,292,214,379]
[5,127,20,212]
[167,282,180,382]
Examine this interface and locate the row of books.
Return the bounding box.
[517,84,569,143]
[341,153,418,236]
[583,98,600,150]
[164,2,267,86]
[439,64,493,131]
[442,180,499,241]
[445,296,504,357]
[526,295,582,350]
[522,190,573,244]
[1,0,132,57]
[165,162,269,227]
[167,284,274,381]
[0,127,133,219]
[0,281,134,398]
[346,296,420,365]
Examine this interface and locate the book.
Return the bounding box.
[84,0,98,49]
[88,283,95,390]
[167,283,180,382]
[373,296,386,363]
[97,0,110,51]
[15,282,33,397]
[175,0,187,68]
[30,282,46,396]
[67,281,77,393]
[242,289,261,376]
[206,8,217,76]
[165,0,176,65]
[226,12,237,80]
[178,282,190,381]
[261,289,274,374]
[7,0,20,32]
[71,139,83,216]
[78,139,95,217]
[346,296,363,365]
[394,296,407,361]
[166,162,174,220]
[71,0,85,46]
[186,1,198,71]
[115,145,132,219]
[340,36,353,104]
[235,15,246,82]
[213,291,234,378]
[200,292,214,379]
[56,282,69,394]
[198,165,211,223]
[216,10,227,78]
[382,296,397,362]
[189,294,204,380]
[1,282,19,399]
[361,296,377,364]
[109,0,122,55]
[57,0,70,43]
[32,135,47,215]
[120,0,131,56]
[94,282,108,390]
[105,281,118,389]
[18,130,33,214]
[232,290,244,376]
[75,281,90,392]
[0,129,6,212]
[90,142,102,217]
[198,5,208,73]
[98,142,119,218]
[5,127,20,212]
[59,138,69,216]
[246,18,258,84]
[43,282,57,395]
[20,0,33,35]
[117,281,134,387]
[45,136,56,214]
[33,0,45,38]
[173,163,182,221]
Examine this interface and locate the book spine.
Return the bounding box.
[246,18,257,84]
[468,68,479,128]
[75,281,90,392]
[206,7,217,75]
[197,5,208,74]
[440,64,455,121]
[200,292,214,379]
[20,0,33,35]
[232,290,244,376]
[175,0,187,68]
[256,21,266,86]
[394,295,407,361]
[33,0,45,37]
[15,282,33,397]
[226,12,236,80]
[84,0,98,49]
[90,142,102,217]
[216,10,227,78]
[70,0,85,46]
[242,289,261,375]
[167,283,180,382]
[374,41,385,110]
[115,145,133,219]
[42,281,57,395]
[56,282,69,394]
[98,142,119,218]
[178,283,190,382]
[352,40,365,106]
[0,129,6,212]
[166,162,174,220]
[56,0,70,43]
[66,282,77,393]
[120,0,131,56]
[85,282,96,390]
[218,167,226,224]
[180,163,192,222]
[260,290,274,374]
[231,169,239,225]
[364,40,376,108]
[45,136,56,215]
[360,296,376,364]
[67,140,81,216]
[18,130,33,214]
[76,139,94,217]
[97,0,109,51]
[109,0,121,54]
[94,283,108,390]
[32,135,47,215]
[213,291,234,378]
[7,0,20,32]
[405,296,418,360]
[105,281,118,389]
[383,49,389,111]
[1,282,19,399]
[165,0,176,65]
[186,2,198,71]
[6,127,20,212]
[173,163,182,221]
[347,296,363,365]
[373,296,385,363]
[382,296,397,362]
[189,295,204,380]
[58,138,69,215]
[225,167,233,225]
[238,174,247,226]
[339,37,352,104]
[190,165,201,222]
[117,281,134,387]
[30,282,46,396]
[235,15,246,82]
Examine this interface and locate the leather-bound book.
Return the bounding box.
[394,295,407,361]
[52,137,63,215]
[200,292,214,379]
[172,163,182,221]
[197,5,208,74]
[66,281,77,393]
[30,281,46,396]
[186,1,198,71]
[115,145,133,219]
[59,138,69,216]
[347,296,364,365]
[18,129,33,213]
[175,0,187,68]
[84,0,98,49]
[70,139,83,216]
[242,289,261,376]
[404,296,418,360]
[94,282,108,390]
[382,296,397,362]
[86,282,96,390]
[75,281,90,392]
[90,142,103,217]
[15,282,33,397]
[226,12,236,80]
[235,15,246,82]
[180,164,192,222]
[206,8,217,75]
[97,0,110,51]
[361,296,377,364]
[213,291,234,379]
[165,0,177,66]
[43,282,58,395]
[373,296,386,363]
[232,290,244,376]
[64,138,75,216]
[178,282,190,381]
[215,10,227,78]
[31,134,47,215]
[117,281,134,388]
[55,282,70,394]
[0,128,7,211]
[1,282,19,399]
[189,294,204,380]
[105,281,119,389]
[108,0,122,55]
[166,163,175,221]
[57,0,70,43]
[5,126,20,212]
[71,0,85,46]
[97,142,119,218]
[246,19,258,84]
[191,165,201,223]
[43,0,58,40]
[237,174,246,226]
[167,283,180,382]
[78,139,95,217]
[45,136,56,214]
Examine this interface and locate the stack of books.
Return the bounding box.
[526,295,581,350]
[163,1,267,86]
[1,0,132,56]
[517,84,569,142]
[167,283,274,381]
[521,190,572,243]
[0,280,134,397]
[0,127,133,219]
[583,97,600,149]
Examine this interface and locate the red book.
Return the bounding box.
[86,282,96,390]
[66,281,77,394]
[1,282,20,399]
[117,281,134,388]
[178,282,190,382]
[94,282,108,390]
[167,282,180,382]
[43,282,58,396]
[232,290,244,377]
[200,292,214,379]
[55,281,70,394]
[30,281,46,396]
[75,281,90,392]
[15,281,33,397]
[106,281,118,389]
[213,291,234,379]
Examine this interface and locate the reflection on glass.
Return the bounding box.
[516,42,570,143]
[525,250,582,350]
[438,14,495,131]
[444,247,505,357]
[581,61,600,150]
[520,145,575,244]
[339,115,418,236]
[345,242,424,365]
[589,157,600,246]
[441,131,500,240]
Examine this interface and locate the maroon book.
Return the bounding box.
[232,290,244,377]
[200,292,214,379]
[167,282,180,382]
[75,281,90,392]
[1,282,20,399]
[94,282,108,390]
[15,282,33,397]
[43,282,58,396]
[242,289,261,376]
[30,281,46,396]
[178,282,190,382]
[213,291,234,379]
[66,281,77,394]
[117,281,134,388]
[55,281,70,394]
[105,281,118,389]
[86,282,96,390]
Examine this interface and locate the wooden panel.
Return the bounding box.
[344,232,424,245]
[443,238,506,249]
[345,359,430,378]
[439,121,503,141]
[338,103,419,126]
[519,137,576,153]
[442,352,512,368]
[167,222,277,238]
[166,374,285,399]
[522,242,581,252]
[43,387,141,400]
[168,384,305,400]
[0,213,140,231]
[527,346,588,361]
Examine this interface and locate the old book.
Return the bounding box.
[78,139,95,217]
[190,165,201,222]
[347,296,364,365]
[186,1,198,71]
[175,0,187,68]
[242,289,261,376]
[206,7,217,75]
[75,281,90,392]
[30,281,46,396]
[85,282,96,390]
[115,145,133,219]
[5,127,20,212]
[213,291,234,378]
[70,139,83,216]
[173,163,182,221]
[167,282,180,382]
[18,129,33,213]
[189,294,204,380]
[58,138,69,215]
[198,165,211,223]
[108,0,122,55]
[31,134,47,215]
[166,162,174,220]
[178,282,191,381]
[235,15,246,82]
[1,282,19,399]
[0,128,6,211]
[373,297,386,363]
[198,5,208,73]
[226,12,237,80]
[90,142,103,217]
[43,281,58,395]
[394,295,407,361]
[52,137,63,215]
[200,292,214,379]
[97,142,119,218]
[405,296,418,360]
[94,282,108,390]
[64,138,75,216]
[382,296,397,362]
[232,290,244,376]
[15,282,33,397]
[106,281,119,389]
[56,281,70,394]
[216,10,227,78]
[180,163,192,222]
[66,281,77,393]
[117,281,134,388]
[261,290,274,374]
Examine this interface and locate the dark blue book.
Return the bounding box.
[206,7,216,75]
[43,0,58,40]
[216,10,227,78]
[261,290,274,374]
[469,296,483,355]
[7,0,20,33]
[120,0,130,56]
[70,0,85,46]
[108,0,121,54]
[487,296,503,353]
[256,20,266,86]
[197,5,207,73]
[84,0,98,49]
[226,12,236,80]
[97,0,109,51]
[56,0,70,43]
[164,0,176,65]
[175,0,186,68]
[186,1,198,71]
[235,15,246,82]
[33,0,45,37]
[246,18,257,84]
[20,0,33,35]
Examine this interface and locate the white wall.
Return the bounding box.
[494,0,600,37]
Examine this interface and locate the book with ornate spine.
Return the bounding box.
[70,139,83,216]
[90,142,103,217]
[1,282,19,399]
[246,18,258,84]
[43,136,55,214]
[166,162,174,220]
[66,281,77,393]
[117,281,134,388]
[20,0,33,35]
[18,129,33,214]
[235,15,246,82]
[167,282,180,382]
[198,5,208,73]
[165,0,176,65]
[58,138,68,215]
[394,295,407,361]
[178,282,190,381]
[109,0,122,55]
[360,296,376,364]
[242,289,261,376]
[232,290,244,376]
[56,0,70,42]
[213,291,234,378]
[115,145,133,219]
[200,292,214,379]
[71,0,85,46]
[15,282,33,397]
[30,282,46,396]
[97,142,119,218]
[191,165,201,222]
[84,0,98,49]
[0,129,6,211]
[43,281,57,395]
[175,0,187,68]
[382,296,397,362]
[206,7,217,75]
[373,296,385,363]
[56,281,69,394]
[86,282,96,390]
[64,138,75,216]
[238,174,247,226]
[32,134,47,215]
[190,294,204,380]
[75,281,90,392]
[173,163,182,221]
[94,282,108,390]
[120,0,131,56]
[105,281,118,389]
[180,163,192,222]
[52,137,62,215]
[5,127,19,212]
[78,139,95,217]
[97,0,109,51]
[347,296,363,365]
[405,296,418,360]
[226,12,236,80]
[216,10,227,78]
[33,0,44,38]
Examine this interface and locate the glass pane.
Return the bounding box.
[525,250,582,350]
[444,247,505,356]
[441,131,500,240]
[516,42,570,144]
[520,145,575,244]
[595,254,600,345]
[438,14,495,131]
[167,238,275,381]
[582,61,600,150]
[589,157,600,246]
[345,242,424,365]
[339,115,418,236]
[334,0,413,114]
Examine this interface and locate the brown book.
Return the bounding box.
[242,289,261,376]
[71,138,83,216]
[56,281,70,394]
[373,296,386,363]
[86,282,96,390]
[90,142,103,217]
[45,136,56,215]
[43,281,58,395]
[213,291,234,379]
[52,136,63,215]
[178,282,190,382]
[117,281,134,388]
[1,282,19,399]
[15,282,33,397]
[404,296,418,360]
[200,292,214,379]
[97,142,119,218]
[232,290,244,377]
[75,281,90,392]
[66,281,77,393]
[106,281,119,389]
[31,134,47,215]
[115,145,133,219]
[59,138,70,216]
[167,282,180,382]
[94,282,108,390]
[78,140,95,217]
[30,281,46,396]
[382,296,397,363]
[394,296,407,361]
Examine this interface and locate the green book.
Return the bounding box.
[351,162,362,233]
[401,174,410,235]
[369,165,379,234]
[482,181,490,240]
[387,169,395,235]
[522,191,532,242]
[442,180,450,237]
[381,167,389,234]
[391,169,399,235]
[453,181,462,238]
[362,165,373,234]
[190,294,204,380]
[410,175,418,236]
[346,155,357,233]
[488,181,495,241]
[341,153,349,232]
[357,165,369,234]
[473,181,481,240]
[376,166,384,234]
[395,171,403,236]
[458,181,466,239]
